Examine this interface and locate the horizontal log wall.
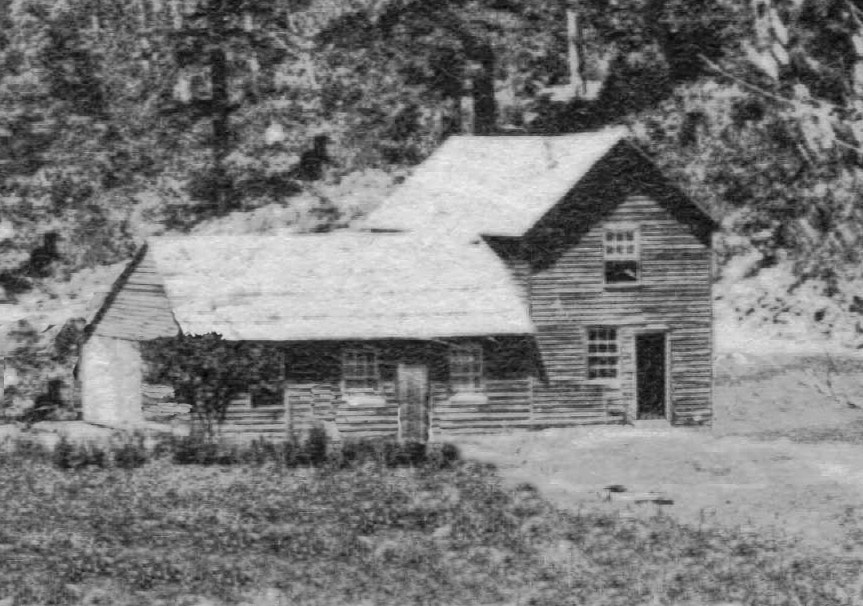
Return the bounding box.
[176,378,622,441]
[282,376,614,440]
[286,381,401,439]
[532,381,617,426]
[432,378,532,435]
[219,395,287,439]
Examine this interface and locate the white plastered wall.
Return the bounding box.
[80,335,144,427]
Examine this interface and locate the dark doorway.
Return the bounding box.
[398,364,429,441]
[636,333,666,420]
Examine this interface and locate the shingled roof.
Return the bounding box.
[363,127,629,238]
[110,232,533,342]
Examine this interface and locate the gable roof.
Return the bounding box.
[96,232,533,342]
[363,127,629,238]
[363,127,718,239]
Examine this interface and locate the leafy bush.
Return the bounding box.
[113,436,148,470]
[51,436,76,470]
[143,428,463,472]
[425,442,460,470]
[142,335,283,437]
[303,425,328,465]
[51,438,108,470]
[338,438,461,469]
[169,435,221,465]
[239,437,279,466]
[6,437,52,462]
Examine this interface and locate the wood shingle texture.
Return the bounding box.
[363,127,628,238]
[94,232,534,342]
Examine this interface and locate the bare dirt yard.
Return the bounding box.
[455,353,863,557]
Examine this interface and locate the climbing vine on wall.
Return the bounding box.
[142,333,283,436]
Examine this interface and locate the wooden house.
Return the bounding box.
[80,127,718,439]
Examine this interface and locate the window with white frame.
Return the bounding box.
[604,225,639,284]
[449,343,483,392]
[587,327,619,380]
[342,348,379,392]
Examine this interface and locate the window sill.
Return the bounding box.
[448,392,489,406]
[604,282,642,290]
[343,394,387,407]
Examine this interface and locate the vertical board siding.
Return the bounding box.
[529,194,713,424]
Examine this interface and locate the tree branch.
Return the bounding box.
[699,54,863,156]
[699,54,797,107]
[847,0,863,28]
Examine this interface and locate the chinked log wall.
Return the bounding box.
[213,378,621,440]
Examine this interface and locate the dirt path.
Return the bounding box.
[455,425,863,555]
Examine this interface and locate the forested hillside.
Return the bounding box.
[3,0,863,405]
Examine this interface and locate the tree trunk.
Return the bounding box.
[471,42,497,135]
[210,43,231,213]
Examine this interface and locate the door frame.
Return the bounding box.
[633,330,671,421]
[397,363,430,442]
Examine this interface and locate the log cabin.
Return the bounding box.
[79,127,718,439]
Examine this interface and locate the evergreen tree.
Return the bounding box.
[162,0,313,213]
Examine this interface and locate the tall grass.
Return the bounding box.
[0,448,860,605]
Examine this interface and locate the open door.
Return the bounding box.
[636,333,667,420]
[398,364,429,442]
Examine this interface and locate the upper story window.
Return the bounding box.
[449,343,483,392]
[587,327,619,381]
[342,348,379,392]
[604,225,640,285]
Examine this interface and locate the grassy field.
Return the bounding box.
[1,439,862,606]
[2,353,863,605]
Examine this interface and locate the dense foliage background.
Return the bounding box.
[2,0,863,275]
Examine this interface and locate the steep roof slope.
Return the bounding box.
[363,127,628,238]
[122,231,533,341]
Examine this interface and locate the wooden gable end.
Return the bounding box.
[510,144,714,425]
[89,246,179,342]
[523,142,716,270]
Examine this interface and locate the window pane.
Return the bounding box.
[587,327,618,380]
[343,350,378,390]
[605,260,638,283]
[450,344,482,391]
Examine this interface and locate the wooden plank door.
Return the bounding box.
[398,364,429,442]
[636,333,667,420]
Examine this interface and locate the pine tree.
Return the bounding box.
[164,0,312,213]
